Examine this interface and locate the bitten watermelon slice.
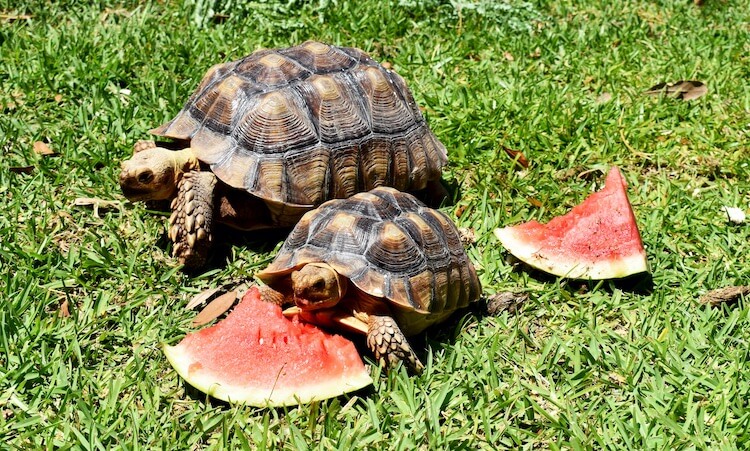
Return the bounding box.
[163,286,372,407]
[494,167,648,279]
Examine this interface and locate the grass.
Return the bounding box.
[1,0,749,448]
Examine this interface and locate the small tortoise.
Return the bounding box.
[119,41,448,269]
[255,187,481,372]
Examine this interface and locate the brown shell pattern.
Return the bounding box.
[151,41,448,208]
[257,187,481,317]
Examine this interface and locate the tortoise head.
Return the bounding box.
[291,263,347,311]
[119,147,198,201]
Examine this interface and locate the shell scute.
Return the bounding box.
[279,41,359,73]
[300,73,371,144]
[357,66,418,135]
[234,91,318,155]
[235,51,311,87]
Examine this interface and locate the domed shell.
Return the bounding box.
[151,41,447,211]
[257,187,481,331]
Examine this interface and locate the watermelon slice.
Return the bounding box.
[493,167,648,279]
[163,286,372,407]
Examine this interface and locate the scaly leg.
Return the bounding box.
[366,315,423,373]
[170,171,216,269]
[257,285,287,306]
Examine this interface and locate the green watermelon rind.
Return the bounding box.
[163,342,373,407]
[494,167,649,280]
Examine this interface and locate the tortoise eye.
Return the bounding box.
[312,280,326,291]
[137,170,154,184]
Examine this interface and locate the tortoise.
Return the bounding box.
[119,41,448,269]
[255,187,481,372]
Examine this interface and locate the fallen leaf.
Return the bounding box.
[34,141,55,156]
[576,167,605,180]
[700,286,750,306]
[185,286,224,310]
[454,204,468,218]
[59,299,70,318]
[502,146,530,168]
[0,13,32,21]
[73,197,120,207]
[503,51,514,62]
[529,47,542,59]
[100,8,131,22]
[54,94,63,103]
[608,372,626,386]
[457,227,477,246]
[644,80,708,101]
[486,291,529,315]
[211,13,229,24]
[10,166,34,174]
[73,197,122,218]
[192,290,238,326]
[526,197,543,208]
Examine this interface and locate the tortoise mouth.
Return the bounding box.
[294,296,339,311]
[119,183,158,202]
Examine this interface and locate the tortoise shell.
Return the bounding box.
[257,187,481,335]
[152,41,447,212]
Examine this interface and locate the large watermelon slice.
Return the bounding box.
[493,167,648,279]
[163,286,372,407]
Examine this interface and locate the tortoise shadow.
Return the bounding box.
[154,224,292,275]
[181,376,377,412]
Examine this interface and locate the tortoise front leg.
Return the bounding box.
[170,171,216,269]
[366,315,424,373]
[257,285,287,306]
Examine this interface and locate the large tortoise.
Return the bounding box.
[255,187,481,372]
[119,41,448,269]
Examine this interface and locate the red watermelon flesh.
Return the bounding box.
[494,167,648,279]
[163,286,372,407]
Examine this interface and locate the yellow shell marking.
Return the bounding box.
[303,41,330,54]
[381,222,409,249]
[329,211,357,230]
[312,77,341,102]
[365,66,390,91]
[258,53,288,68]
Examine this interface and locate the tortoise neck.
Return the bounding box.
[171,148,200,178]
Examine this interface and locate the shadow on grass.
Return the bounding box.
[151,222,292,275]
[510,261,654,296]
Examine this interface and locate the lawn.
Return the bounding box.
[2,0,749,448]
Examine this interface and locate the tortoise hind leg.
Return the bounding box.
[366,315,424,373]
[170,171,216,269]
